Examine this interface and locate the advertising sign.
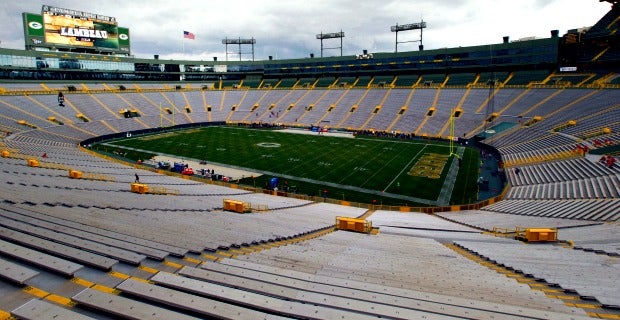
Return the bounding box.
[22,5,130,54]
[42,5,119,50]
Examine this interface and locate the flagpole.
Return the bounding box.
[182,31,185,55]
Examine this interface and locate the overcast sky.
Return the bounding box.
[0,0,612,61]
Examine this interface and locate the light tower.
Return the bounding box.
[390,20,426,52]
[316,31,344,57]
[222,37,256,61]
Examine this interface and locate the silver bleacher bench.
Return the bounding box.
[0,256,39,284]
[0,226,117,270]
[0,239,82,276]
[72,287,199,320]
[11,299,95,320]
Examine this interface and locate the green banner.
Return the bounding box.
[22,13,45,47]
[117,27,131,54]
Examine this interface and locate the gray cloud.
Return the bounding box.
[0,0,612,62]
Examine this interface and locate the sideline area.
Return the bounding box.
[148,155,261,181]
[148,128,353,180]
[278,127,356,138]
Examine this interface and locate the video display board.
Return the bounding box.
[23,5,130,54]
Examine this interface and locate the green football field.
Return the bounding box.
[102,126,479,206]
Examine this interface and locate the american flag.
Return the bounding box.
[183,31,195,40]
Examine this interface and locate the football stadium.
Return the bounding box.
[0,1,619,319]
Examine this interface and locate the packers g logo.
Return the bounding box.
[256,142,281,148]
[119,33,129,40]
[29,21,43,30]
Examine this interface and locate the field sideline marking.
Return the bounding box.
[354,136,451,148]
[382,144,428,192]
[347,142,418,188]
[106,126,453,204]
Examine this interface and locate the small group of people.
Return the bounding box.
[199,168,216,178]
[599,155,617,169]
[112,149,128,157]
[573,144,590,155]
[592,138,615,147]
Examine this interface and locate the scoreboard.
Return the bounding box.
[23,5,130,54]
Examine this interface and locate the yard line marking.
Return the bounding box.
[355,142,415,188]
[335,142,393,184]
[382,144,428,192]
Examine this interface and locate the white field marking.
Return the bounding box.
[341,141,415,187]
[382,144,429,192]
[256,142,281,148]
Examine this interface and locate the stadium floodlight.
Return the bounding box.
[315,31,344,57]
[221,37,256,61]
[315,31,345,40]
[221,38,256,45]
[390,22,426,32]
[390,20,426,52]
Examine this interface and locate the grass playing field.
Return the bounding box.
[102,126,480,206]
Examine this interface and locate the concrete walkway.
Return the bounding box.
[436,146,465,206]
[478,151,505,201]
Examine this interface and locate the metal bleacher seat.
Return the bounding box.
[533,90,617,130]
[455,240,620,307]
[420,88,466,136]
[1,80,619,319]
[0,225,118,270]
[116,277,282,320]
[436,210,596,230]
[233,231,572,312]
[72,288,199,320]
[0,209,169,260]
[0,256,39,285]
[152,266,456,319]
[481,198,620,221]
[361,89,408,129]
[184,261,566,319]
[0,239,83,276]
[11,299,96,320]
[0,218,145,265]
[5,205,188,257]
